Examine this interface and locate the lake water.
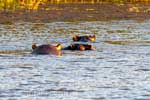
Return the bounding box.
[0,20,150,100]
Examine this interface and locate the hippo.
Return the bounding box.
[63,43,95,51]
[32,43,62,55]
[72,34,96,42]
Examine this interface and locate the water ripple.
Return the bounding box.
[0,21,150,100]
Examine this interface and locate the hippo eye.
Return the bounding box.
[56,44,62,50]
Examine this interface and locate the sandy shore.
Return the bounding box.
[0,3,150,23]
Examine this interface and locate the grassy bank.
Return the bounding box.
[0,3,150,23]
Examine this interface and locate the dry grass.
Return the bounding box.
[0,3,150,23]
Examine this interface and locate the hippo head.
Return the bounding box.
[32,43,62,55]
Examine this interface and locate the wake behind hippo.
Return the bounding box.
[32,43,62,55]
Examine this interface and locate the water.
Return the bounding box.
[0,20,150,100]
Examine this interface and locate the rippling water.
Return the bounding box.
[1,20,150,100]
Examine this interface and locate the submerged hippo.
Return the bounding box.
[63,43,95,51]
[32,43,62,55]
[72,34,96,42]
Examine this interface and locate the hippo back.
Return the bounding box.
[79,36,90,42]
[73,35,96,42]
[32,44,61,55]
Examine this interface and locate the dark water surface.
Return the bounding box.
[0,20,150,100]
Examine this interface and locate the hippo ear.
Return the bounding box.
[56,44,62,50]
[32,43,37,49]
[89,34,96,41]
[72,35,78,41]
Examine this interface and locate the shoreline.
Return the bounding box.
[0,3,150,24]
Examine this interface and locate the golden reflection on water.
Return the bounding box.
[0,50,31,55]
[104,40,150,46]
[11,63,34,68]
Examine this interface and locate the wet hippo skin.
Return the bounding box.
[63,43,95,51]
[32,44,62,55]
[72,34,96,42]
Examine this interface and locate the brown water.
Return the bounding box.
[0,20,150,100]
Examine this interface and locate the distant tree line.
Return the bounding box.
[46,0,150,3]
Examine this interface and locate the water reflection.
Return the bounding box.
[0,20,150,100]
